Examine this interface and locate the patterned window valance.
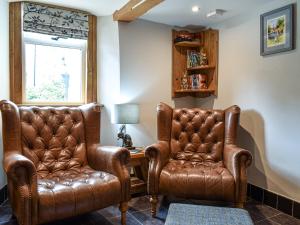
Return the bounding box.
[23,2,89,40]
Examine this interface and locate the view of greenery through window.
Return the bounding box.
[24,32,86,103]
[27,79,65,101]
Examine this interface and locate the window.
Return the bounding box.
[9,2,97,105]
[23,32,87,104]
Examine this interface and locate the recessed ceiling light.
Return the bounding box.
[192,6,200,12]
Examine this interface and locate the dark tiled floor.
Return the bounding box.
[0,195,299,225]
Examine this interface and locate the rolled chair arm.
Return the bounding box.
[145,141,170,195]
[224,145,252,177]
[4,153,37,185]
[3,153,38,225]
[87,145,131,201]
[224,144,252,204]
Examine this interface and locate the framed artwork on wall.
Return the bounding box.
[260,4,295,56]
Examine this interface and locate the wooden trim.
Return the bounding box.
[23,1,91,15]
[87,15,97,103]
[9,2,23,104]
[113,0,164,22]
[9,2,98,105]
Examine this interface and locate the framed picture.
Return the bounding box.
[260,4,295,56]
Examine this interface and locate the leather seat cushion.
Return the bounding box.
[37,166,121,224]
[159,160,235,202]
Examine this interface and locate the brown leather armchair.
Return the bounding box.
[145,103,252,216]
[0,100,130,225]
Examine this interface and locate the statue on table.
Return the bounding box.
[117,125,133,149]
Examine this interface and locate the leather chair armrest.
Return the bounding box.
[145,141,170,195]
[223,144,252,204]
[4,153,37,185]
[3,153,38,224]
[87,145,131,201]
[224,145,252,178]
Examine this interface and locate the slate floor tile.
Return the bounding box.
[97,205,121,218]
[128,196,151,213]
[1,195,300,225]
[269,213,300,225]
[254,219,280,225]
[109,213,141,225]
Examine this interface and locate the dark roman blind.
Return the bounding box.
[23,2,89,39]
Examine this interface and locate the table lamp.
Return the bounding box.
[112,103,139,149]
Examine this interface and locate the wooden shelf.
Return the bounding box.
[174,41,202,47]
[172,29,219,98]
[174,89,215,94]
[187,65,215,71]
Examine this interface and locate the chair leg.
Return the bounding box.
[119,202,128,225]
[235,202,244,208]
[150,195,158,217]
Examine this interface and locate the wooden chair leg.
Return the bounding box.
[235,202,244,208]
[150,195,158,217]
[119,202,128,225]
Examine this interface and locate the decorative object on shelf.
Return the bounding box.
[174,31,193,43]
[187,50,201,68]
[200,48,208,66]
[199,74,208,89]
[260,4,295,56]
[194,32,202,42]
[180,72,189,90]
[112,103,140,149]
[190,74,200,89]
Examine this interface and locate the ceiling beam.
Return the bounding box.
[113,0,164,22]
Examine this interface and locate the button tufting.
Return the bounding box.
[45,182,54,189]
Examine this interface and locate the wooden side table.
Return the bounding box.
[129,148,149,194]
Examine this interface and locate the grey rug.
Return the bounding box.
[165,203,254,225]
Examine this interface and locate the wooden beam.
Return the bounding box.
[113,0,164,22]
[9,2,23,104]
[87,15,98,103]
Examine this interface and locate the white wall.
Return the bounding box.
[118,20,174,147]
[196,0,300,202]
[98,15,121,146]
[99,18,195,147]
[0,0,9,189]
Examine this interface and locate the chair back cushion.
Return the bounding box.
[171,108,225,163]
[20,106,88,178]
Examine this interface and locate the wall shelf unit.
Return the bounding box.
[172,29,219,98]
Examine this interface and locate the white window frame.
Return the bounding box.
[22,33,87,105]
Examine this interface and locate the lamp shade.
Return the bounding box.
[112,104,140,124]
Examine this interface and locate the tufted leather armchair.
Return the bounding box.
[0,100,130,225]
[145,103,252,216]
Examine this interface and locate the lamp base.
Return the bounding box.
[117,124,134,149]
